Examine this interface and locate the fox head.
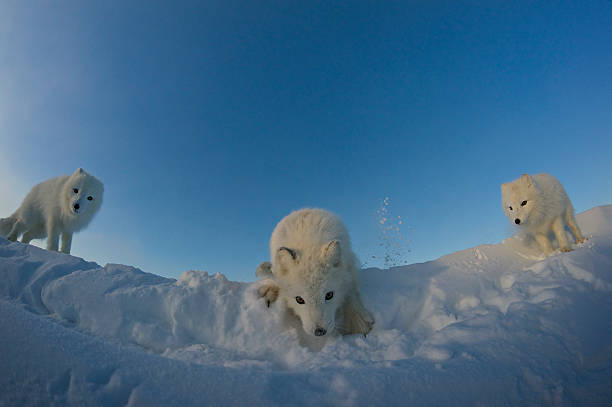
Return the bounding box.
[273,240,352,337]
[62,168,104,219]
[501,174,538,227]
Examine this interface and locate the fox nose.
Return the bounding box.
[314,327,327,336]
[515,218,521,225]
[74,203,80,210]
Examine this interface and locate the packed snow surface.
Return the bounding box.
[2,206,612,406]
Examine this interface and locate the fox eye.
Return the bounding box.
[509,206,513,211]
[521,200,527,206]
[325,291,334,301]
[87,196,93,201]
[295,296,305,304]
[73,188,79,194]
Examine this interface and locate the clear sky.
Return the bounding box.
[1,1,610,281]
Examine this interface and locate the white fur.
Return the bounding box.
[501,173,585,255]
[0,168,104,254]
[258,208,374,339]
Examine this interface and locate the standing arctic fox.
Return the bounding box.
[501,173,584,255]
[0,168,104,254]
[257,208,374,338]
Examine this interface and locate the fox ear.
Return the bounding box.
[321,240,342,268]
[501,183,509,193]
[75,167,84,175]
[276,247,297,275]
[520,174,533,187]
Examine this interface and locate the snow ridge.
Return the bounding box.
[1,206,612,406]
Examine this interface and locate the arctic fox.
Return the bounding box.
[501,173,584,255]
[0,168,104,254]
[257,208,374,339]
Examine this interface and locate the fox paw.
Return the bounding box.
[255,261,273,278]
[576,237,587,244]
[258,283,279,307]
[363,314,375,334]
[560,247,572,253]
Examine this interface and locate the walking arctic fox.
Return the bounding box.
[0,168,104,254]
[257,208,374,339]
[501,173,584,255]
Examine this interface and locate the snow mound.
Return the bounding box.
[1,205,612,406]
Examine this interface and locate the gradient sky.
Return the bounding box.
[1,1,610,281]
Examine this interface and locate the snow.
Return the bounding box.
[2,206,612,406]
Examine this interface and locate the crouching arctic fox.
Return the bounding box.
[501,173,584,255]
[0,168,104,254]
[257,208,374,339]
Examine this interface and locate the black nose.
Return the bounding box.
[314,327,327,336]
[74,204,80,210]
[515,218,521,225]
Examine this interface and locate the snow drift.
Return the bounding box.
[1,206,612,406]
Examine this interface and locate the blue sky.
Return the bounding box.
[1,1,610,281]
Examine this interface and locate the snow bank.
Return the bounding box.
[1,206,612,406]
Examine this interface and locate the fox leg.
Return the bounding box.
[534,233,553,256]
[565,211,585,244]
[337,291,374,336]
[21,230,37,244]
[7,220,25,242]
[0,217,17,237]
[46,221,59,251]
[60,232,73,254]
[552,217,571,252]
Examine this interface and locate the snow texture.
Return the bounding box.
[2,206,612,406]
